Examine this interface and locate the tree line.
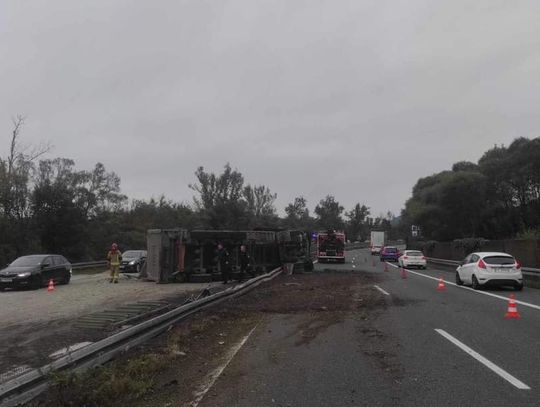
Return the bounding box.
[0,119,397,264]
[401,136,540,241]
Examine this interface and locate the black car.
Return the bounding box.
[0,254,72,290]
[119,250,147,273]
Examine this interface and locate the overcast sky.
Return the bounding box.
[2,1,540,217]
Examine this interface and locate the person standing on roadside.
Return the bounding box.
[217,243,230,284]
[107,243,122,284]
[238,245,252,282]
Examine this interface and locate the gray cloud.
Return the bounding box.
[2,0,540,216]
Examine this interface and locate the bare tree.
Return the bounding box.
[1,116,51,219]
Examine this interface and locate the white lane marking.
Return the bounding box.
[374,285,390,296]
[385,262,540,311]
[189,324,259,407]
[435,329,531,390]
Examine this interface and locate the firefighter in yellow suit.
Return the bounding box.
[107,243,122,283]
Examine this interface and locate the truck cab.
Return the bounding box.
[317,231,346,263]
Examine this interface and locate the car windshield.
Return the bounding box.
[483,256,515,265]
[407,251,423,257]
[10,255,46,267]
[385,248,397,253]
[122,251,140,258]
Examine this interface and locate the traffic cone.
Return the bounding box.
[505,294,520,319]
[47,279,55,292]
[400,267,407,279]
[437,277,445,291]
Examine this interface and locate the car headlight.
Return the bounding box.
[17,272,31,277]
[129,261,136,265]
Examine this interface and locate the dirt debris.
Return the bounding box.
[33,270,403,407]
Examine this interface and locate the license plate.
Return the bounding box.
[0,278,12,283]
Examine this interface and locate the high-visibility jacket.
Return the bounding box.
[107,250,122,266]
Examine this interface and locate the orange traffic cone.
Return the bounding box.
[47,279,55,292]
[437,277,445,291]
[505,294,520,319]
[400,267,407,279]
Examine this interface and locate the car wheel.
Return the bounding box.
[136,263,141,273]
[471,275,480,290]
[515,283,523,291]
[63,272,71,285]
[456,271,464,286]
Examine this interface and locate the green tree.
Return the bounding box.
[0,117,49,263]
[243,184,278,228]
[189,163,248,229]
[31,158,127,260]
[345,203,370,241]
[284,196,313,229]
[314,195,344,231]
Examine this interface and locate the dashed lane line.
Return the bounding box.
[435,329,531,390]
[189,323,259,407]
[386,262,540,311]
[373,285,390,296]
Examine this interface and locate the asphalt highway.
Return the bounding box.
[196,248,540,407]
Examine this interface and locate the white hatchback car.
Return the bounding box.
[456,252,523,291]
[398,250,427,269]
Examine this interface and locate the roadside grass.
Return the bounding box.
[39,353,168,407]
[34,314,220,406]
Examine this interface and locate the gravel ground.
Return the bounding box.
[0,270,227,378]
[0,271,219,326]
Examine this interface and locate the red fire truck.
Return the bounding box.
[316,230,346,263]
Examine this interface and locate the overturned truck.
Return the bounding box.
[144,228,314,283]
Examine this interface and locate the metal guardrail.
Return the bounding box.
[0,266,283,406]
[71,261,108,270]
[426,257,540,276]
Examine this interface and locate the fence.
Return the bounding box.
[409,239,540,269]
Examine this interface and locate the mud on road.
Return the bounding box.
[36,269,402,407]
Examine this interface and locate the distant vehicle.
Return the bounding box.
[456,252,523,291]
[380,246,400,262]
[0,254,72,290]
[119,250,147,273]
[398,250,427,269]
[317,231,346,263]
[370,231,386,255]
